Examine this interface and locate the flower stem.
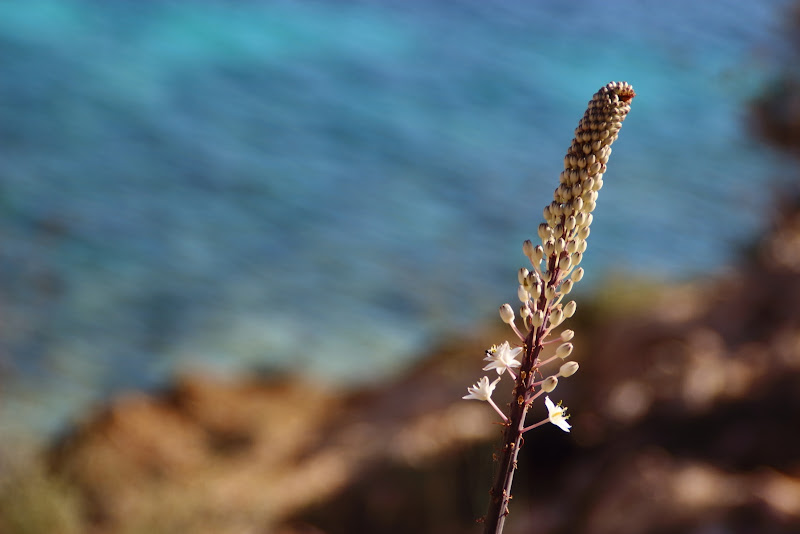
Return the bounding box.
[483,327,541,534]
[487,398,510,423]
[520,418,549,433]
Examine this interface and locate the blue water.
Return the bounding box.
[0,0,795,437]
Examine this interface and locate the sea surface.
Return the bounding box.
[0,0,796,438]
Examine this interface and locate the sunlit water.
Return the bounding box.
[0,0,795,437]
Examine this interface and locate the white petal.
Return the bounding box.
[482,362,506,375]
[554,419,572,432]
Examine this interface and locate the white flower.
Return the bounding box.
[482,342,523,375]
[463,376,501,402]
[544,396,571,432]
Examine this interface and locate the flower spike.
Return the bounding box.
[465,82,635,533]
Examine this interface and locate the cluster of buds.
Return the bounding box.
[465,82,635,433]
[465,81,636,534]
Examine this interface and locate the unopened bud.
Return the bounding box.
[571,267,584,283]
[571,252,583,266]
[558,183,572,202]
[533,245,544,264]
[559,361,579,377]
[560,329,575,342]
[526,273,541,295]
[541,376,559,392]
[532,310,545,327]
[523,240,535,259]
[533,282,542,298]
[566,239,579,254]
[517,285,530,303]
[560,279,574,295]
[563,300,577,318]
[544,285,556,300]
[578,226,591,240]
[544,239,556,257]
[499,304,515,324]
[550,308,564,327]
[577,240,588,253]
[518,267,529,285]
[556,342,573,359]
[558,254,572,271]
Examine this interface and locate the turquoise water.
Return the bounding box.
[0,0,795,437]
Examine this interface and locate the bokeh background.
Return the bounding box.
[0,0,794,437]
[1,1,800,533]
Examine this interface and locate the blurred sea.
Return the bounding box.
[0,0,796,438]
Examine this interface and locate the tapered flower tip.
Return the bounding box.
[545,396,572,432]
[463,376,501,402]
[605,81,636,101]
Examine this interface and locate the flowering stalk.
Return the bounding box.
[463,82,636,534]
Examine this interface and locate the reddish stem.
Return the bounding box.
[483,323,544,534]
